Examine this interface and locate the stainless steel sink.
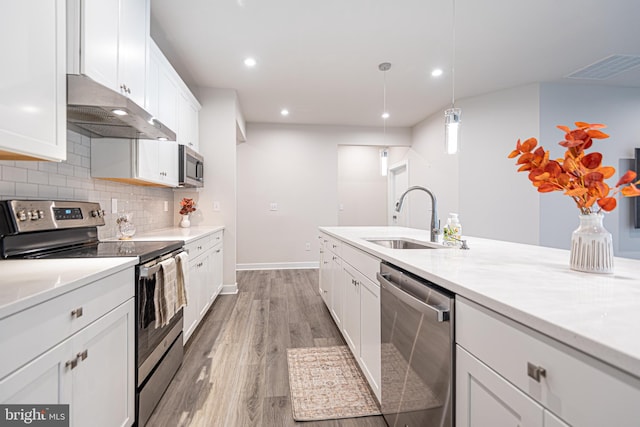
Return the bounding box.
[365,238,447,249]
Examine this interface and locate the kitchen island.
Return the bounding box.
[320,226,640,427]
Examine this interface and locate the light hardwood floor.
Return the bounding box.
[147,269,387,427]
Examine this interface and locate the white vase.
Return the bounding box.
[570,213,613,274]
[179,214,191,228]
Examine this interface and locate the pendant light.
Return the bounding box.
[379,62,391,176]
[445,0,461,154]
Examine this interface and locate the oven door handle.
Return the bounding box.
[377,272,450,322]
[139,264,161,278]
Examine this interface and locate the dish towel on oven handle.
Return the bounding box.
[175,251,189,309]
[154,257,178,328]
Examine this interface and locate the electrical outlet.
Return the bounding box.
[213,201,221,211]
[269,202,278,211]
[163,201,169,212]
[111,198,118,213]
[305,242,311,251]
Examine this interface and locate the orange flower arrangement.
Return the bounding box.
[179,198,196,215]
[508,122,640,214]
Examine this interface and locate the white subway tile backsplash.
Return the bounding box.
[0,131,175,239]
[15,183,38,197]
[27,170,49,185]
[2,166,27,182]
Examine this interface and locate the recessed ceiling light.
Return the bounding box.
[281,109,289,116]
[381,112,390,119]
[111,109,128,116]
[431,68,443,77]
[244,57,257,67]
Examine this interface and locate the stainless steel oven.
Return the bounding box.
[377,262,454,427]
[179,145,204,187]
[0,200,186,427]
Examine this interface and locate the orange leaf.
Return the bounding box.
[621,183,640,197]
[544,161,562,178]
[587,129,609,139]
[581,152,602,169]
[556,125,571,133]
[597,197,617,211]
[520,138,537,153]
[537,183,557,193]
[517,152,533,164]
[564,187,588,197]
[598,166,616,179]
[584,171,604,186]
[517,164,532,172]
[508,149,520,159]
[558,173,571,186]
[616,170,637,187]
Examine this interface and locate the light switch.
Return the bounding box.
[111,198,118,214]
[163,201,169,212]
[213,201,221,211]
[270,202,278,211]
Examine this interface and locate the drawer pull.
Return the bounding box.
[71,307,83,318]
[527,362,546,382]
[66,358,78,370]
[78,350,89,361]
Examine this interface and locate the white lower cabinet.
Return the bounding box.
[318,232,381,402]
[457,345,543,427]
[0,269,135,427]
[456,297,640,427]
[183,230,224,344]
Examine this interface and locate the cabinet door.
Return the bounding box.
[137,139,159,182]
[158,67,178,131]
[212,245,224,297]
[183,257,201,343]
[81,0,119,91]
[342,264,360,356]
[158,141,178,187]
[359,275,381,401]
[71,300,134,427]
[330,255,343,329]
[319,241,331,306]
[457,346,543,427]
[118,0,148,106]
[0,0,66,161]
[0,339,72,405]
[177,90,199,150]
[198,252,213,316]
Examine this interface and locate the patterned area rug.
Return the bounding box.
[286,346,381,421]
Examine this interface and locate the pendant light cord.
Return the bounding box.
[383,68,387,136]
[451,0,456,108]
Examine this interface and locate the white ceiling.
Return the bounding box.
[150,0,640,128]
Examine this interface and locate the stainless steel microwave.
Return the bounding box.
[178,145,204,187]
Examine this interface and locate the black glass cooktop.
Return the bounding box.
[27,240,184,264]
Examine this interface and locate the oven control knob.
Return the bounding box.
[30,210,40,220]
[16,210,27,221]
[38,210,45,219]
[91,210,98,217]
[91,209,104,218]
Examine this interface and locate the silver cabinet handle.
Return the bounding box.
[66,358,78,370]
[78,350,89,361]
[71,307,83,318]
[527,362,546,382]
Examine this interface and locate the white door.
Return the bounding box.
[387,160,409,225]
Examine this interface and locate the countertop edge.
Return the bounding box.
[319,226,640,380]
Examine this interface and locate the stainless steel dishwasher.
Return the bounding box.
[377,262,454,427]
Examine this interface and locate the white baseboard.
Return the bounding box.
[236,261,320,271]
[220,282,238,295]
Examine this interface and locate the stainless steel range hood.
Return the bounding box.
[67,74,176,141]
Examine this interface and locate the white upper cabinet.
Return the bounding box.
[177,86,201,151]
[146,40,178,132]
[68,0,150,107]
[0,0,66,161]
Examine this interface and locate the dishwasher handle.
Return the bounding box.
[377,272,450,322]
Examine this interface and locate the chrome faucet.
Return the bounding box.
[395,186,441,243]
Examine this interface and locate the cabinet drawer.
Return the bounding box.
[211,230,223,248]
[185,235,213,259]
[0,268,134,380]
[456,297,640,427]
[320,234,341,257]
[341,243,380,285]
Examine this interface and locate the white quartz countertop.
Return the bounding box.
[114,226,224,244]
[320,226,640,379]
[0,257,137,319]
